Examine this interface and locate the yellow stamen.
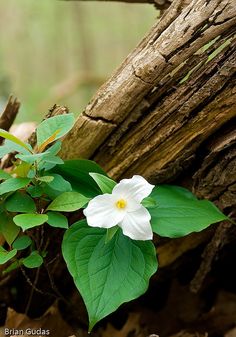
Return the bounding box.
[116,199,127,209]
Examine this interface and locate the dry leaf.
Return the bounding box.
[0,303,75,337]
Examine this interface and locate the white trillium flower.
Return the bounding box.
[83,175,155,241]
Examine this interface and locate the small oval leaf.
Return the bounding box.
[47,192,89,212]
[13,214,48,231]
[22,251,43,268]
[46,211,68,229]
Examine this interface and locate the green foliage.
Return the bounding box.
[47,191,89,212]
[22,251,43,268]
[142,196,157,209]
[0,129,32,153]
[13,235,32,250]
[0,114,230,332]
[36,113,75,147]
[62,220,157,331]
[89,172,116,193]
[0,247,17,265]
[46,211,68,229]
[0,178,31,195]
[5,191,36,213]
[0,169,11,180]
[0,213,20,245]
[51,159,107,197]
[149,185,228,237]
[45,173,72,192]
[13,214,48,231]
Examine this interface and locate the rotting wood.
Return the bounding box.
[60,0,236,168]
[0,96,20,145]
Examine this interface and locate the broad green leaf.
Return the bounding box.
[5,191,36,213]
[149,185,228,238]
[36,113,75,147]
[89,173,116,193]
[0,213,20,245]
[13,214,48,231]
[22,251,43,268]
[0,178,31,196]
[13,235,32,250]
[51,159,107,198]
[62,220,157,330]
[46,211,68,229]
[0,247,17,265]
[46,174,72,192]
[47,192,89,212]
[0,169,11,180]
[45,141,62,156]
[0,129,32,153]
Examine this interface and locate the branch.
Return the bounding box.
[0,95,20,144]
[63,0,173,10]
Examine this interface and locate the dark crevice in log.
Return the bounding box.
[0,96,20,145]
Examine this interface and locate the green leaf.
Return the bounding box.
[27,185,43,198]
[36,113,75,147]
[43,155,64,164]
[46,211,68,229]
[0,169,11,180]
[142,197,157,209]
[0,129,32,153]
[37,176,54,183]
[89,173,116,193]
[149,185,228,238]
[46,174,72,192]
[47,192,89,212]
[5,191,36,213]
[0,247,17,265]
[47,141,62,155]
[62,220,157,331]
[0,140,32,158]
[0,178,31,196]
[15,152,48,164]
[13,235,32,250]
[105,226,119,243]
[2,260,20,274]
[13,214,48,231]
[0,213,20,245]
[22,251,43,268]
[13,162,31,178]
[51,159,108,198]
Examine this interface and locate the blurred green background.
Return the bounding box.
[0,0,156,123]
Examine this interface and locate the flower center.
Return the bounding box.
[116,199,127,209]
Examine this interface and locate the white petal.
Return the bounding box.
[119,206,153,241]
[112,175,154,203]
[83,194,125,229]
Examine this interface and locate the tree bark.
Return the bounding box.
[59,0,236,272]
